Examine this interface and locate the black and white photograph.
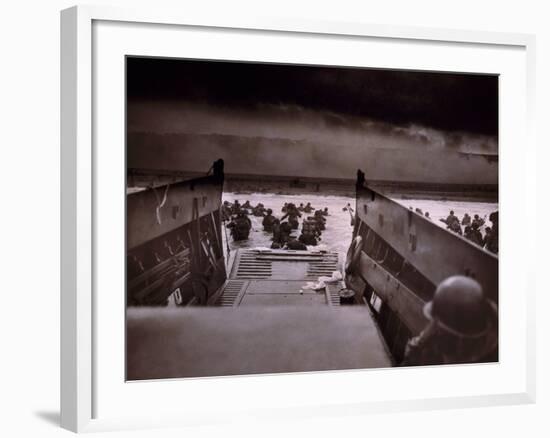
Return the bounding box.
[126,57,499,380]
[2,0,547,435]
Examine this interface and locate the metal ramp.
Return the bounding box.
[215,280,247,307]
[214,249,344,307]
[128,251,394,380]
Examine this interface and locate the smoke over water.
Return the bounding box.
[127,101,498,185]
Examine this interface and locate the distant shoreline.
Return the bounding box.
[225,176,498,203]
[127,168,498,203]
[227,188,497,203]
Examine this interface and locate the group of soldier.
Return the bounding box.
[439,210,499,254]
[222,199,330,250]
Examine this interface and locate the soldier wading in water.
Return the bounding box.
[262,209,277,232]
[401,275,498,366]
[227,212,252,242]
[281,203,302,230]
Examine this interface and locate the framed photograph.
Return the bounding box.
[61,5,536,433]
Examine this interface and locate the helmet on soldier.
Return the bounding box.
[424,275,495,338]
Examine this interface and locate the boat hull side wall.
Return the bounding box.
[127,175,223,250]
[355,184,498,303]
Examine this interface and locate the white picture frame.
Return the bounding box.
[60,4,536,433]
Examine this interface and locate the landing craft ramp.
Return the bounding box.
[211,248,343,306]
[127,248,393,380]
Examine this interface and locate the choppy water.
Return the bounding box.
[221,192,498,265]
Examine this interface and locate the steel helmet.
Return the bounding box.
[424,275,495,338]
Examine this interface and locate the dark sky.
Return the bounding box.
[127,56,498,136]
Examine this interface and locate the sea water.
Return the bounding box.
[221,192,498,265]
